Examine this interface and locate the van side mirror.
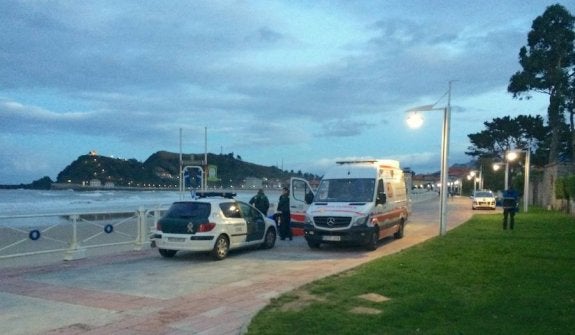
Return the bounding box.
[377,192,387,205]
[305,191,314,205]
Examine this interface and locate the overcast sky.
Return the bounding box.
[1,1,571,184]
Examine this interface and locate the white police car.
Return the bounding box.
[151,192,277,260]
[471,190,497,210]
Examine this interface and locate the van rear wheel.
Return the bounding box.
[394,219,405,239]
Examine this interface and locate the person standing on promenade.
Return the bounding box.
[502,186,519,230]
[276,187,292,240]
[249,189,270,216]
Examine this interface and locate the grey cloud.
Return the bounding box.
[245,27,285,44]
[0,0,570,183]
[0,1,280,92]
[319,120,373,137]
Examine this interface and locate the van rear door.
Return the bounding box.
[289,177,314,236]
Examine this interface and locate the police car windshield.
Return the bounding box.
[474,191,494,198]
[164,202,211,219]
[315,178,375,202]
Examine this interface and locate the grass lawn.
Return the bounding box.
[246,208,575,335]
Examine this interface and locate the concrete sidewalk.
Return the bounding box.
[0,197,474,335]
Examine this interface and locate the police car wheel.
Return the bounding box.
[211,235,229,260]
[261,228,277,249]
[159,248,177,258]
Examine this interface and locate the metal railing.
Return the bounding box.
[0,207,168,262]
[411,189,440,203]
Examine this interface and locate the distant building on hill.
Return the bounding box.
[89,179,102,187]
[244,177,262,189]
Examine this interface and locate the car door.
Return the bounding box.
[219,201,248,245]
[238,202,266,242]
[290,177,314,235]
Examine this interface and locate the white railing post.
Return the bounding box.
[64,214,87,261]
[154,210,161,233]
[133,207,148,251]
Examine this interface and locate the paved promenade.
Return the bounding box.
[0,196,478,335]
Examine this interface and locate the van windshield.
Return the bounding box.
[315,178,375,203]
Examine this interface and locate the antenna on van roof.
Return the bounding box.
[336,160,401,169]
[336,160,378,165]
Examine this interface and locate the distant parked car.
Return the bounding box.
[150,192,277,260]
[471,190,497,210]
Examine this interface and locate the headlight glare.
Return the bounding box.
[352,216,369,227]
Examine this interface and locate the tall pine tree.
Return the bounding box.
[508,4,575,163]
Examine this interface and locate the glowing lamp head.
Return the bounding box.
[406,111,424,128]
[506,151,519,161]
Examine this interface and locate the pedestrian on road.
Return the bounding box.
[249,189,270,215]
[502,186,519,230]
[277,187,292,240]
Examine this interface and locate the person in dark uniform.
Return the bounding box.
[249,189,270,215]
[502,186,519,230]
[277,187,292,240]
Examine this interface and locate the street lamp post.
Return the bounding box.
[405,82,453,236]
[505,158,510,190]
[506,150,531,213]
[524,150,530,213]
[478,165,483,190]
[492,161,508,191]
[467,169,483,192]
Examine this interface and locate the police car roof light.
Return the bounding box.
[196,191,237,199]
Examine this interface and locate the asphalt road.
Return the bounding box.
[0,196,496,335]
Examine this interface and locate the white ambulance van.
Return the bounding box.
[301,160,410,250]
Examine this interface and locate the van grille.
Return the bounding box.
[313,216,351,228]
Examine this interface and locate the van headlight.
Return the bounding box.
[305,215,314,226]
[352,216,369,227]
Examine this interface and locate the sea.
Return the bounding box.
[0,188,283,217]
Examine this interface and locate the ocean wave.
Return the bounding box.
[0,189,281,216]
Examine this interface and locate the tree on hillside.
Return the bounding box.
[508,4,575,164]
[466,115,548,167]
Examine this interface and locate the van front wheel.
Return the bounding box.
[307,240,321,249]
[365,229,379,251]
